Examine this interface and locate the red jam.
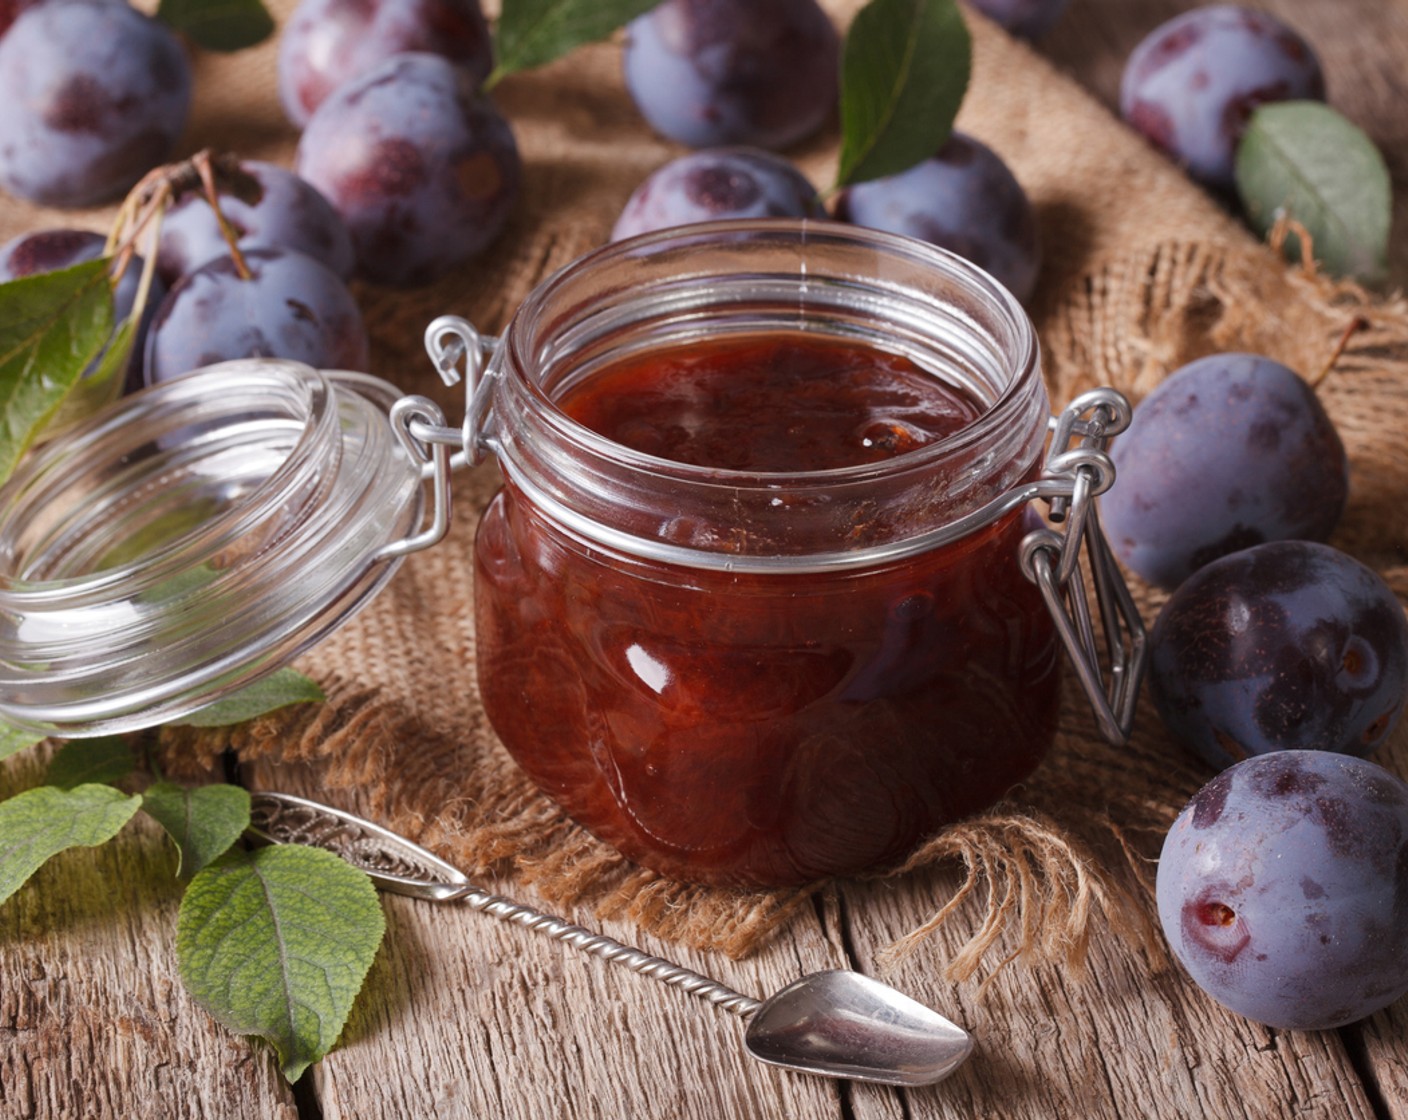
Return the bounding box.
[561,336,983,470]
[474,335,1060,887]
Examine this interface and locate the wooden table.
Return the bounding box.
[4,2,1407,1118]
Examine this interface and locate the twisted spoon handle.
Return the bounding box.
[246,791,763,1017]
[443,883,763,1017]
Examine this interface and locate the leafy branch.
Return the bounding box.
[0,674,375,1082]
[0,150,288,490]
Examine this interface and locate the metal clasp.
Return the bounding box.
[422,315,499,470]
[369,316,501,562]
[373,395,453,561]
[1020,389,1147,745]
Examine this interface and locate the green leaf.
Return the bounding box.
[0,784,142,906]
[488,0,660,86]
[0,260,114,486]
[177,845,386,1081]
[835,0,972,188]
[156,0,274,51]
[0,723,44,763]
[45,737,134,791]
[42,317,133,438]
[143,782,251,878]
[177,670,325,728]
[1236,101,1392,285]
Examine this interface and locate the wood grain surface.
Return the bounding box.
[0,750,299,1120]
[3,2,1406,1118]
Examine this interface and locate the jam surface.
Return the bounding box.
[561,336,983,471]
[476,334,1059,887]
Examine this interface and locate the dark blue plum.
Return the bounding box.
[967,0,1068,39]
[1158,751,1408,1030]
[1102,353,1347,590]
[611,148,818,241]
[834,132,1041,305]
[278,0,493,128]
[622,0,839,151]
[1149,541,1408,769]
[0,228,165,393]
[0,0,191,207]
[1120,5,1325,190]
[156,160,355,284]
[296,52,520,287]
[145,248,369,383]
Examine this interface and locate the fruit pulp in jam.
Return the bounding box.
[474,334,1060,887]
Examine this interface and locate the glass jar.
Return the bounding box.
[462,221,1140,888]
[0,361,445,733]
[0,220,1142,890]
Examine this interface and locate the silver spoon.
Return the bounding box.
[247,791,974,1088]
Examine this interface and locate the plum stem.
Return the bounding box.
[105,149,255,280]
[1269,212,1318,274]
[1309,315,1370,389]
[191,151,253,282]
[99,167,174,355]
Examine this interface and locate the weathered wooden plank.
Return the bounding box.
[1353,1003,1408,1120]
[0,2,1401,1118]
[244,759,850,1119]
[0,748,297,1120]
[834,863,1378,1120]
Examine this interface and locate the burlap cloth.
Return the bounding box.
[5,0,1406,976]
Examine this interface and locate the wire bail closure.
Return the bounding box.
[422,314,498,469]
[372,394,454,561]
[368,316,500,562]
[1021,389,1147,745]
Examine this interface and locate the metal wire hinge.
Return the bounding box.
[370,316,500,562]
[420,314,498,470]
[1021,389,1147,745]
[372,395,454,560]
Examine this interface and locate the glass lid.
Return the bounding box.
[0,358,432,738]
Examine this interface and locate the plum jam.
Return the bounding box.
[559,336,983,471]
[471,222,1067,887]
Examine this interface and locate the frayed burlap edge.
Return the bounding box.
[876,808,1163,990]
[157,235,1408,987]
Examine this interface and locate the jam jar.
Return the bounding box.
[0,220,1140,889]
[461,221,1143,888]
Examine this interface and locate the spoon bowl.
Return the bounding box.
[745,969,973,1086]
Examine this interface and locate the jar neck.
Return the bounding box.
[483,221,1049,572]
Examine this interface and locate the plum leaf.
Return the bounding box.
[177,669,325,728]
[178,845,385,1081]
[489,0,659,85]
[1237,101,1391,285]
[836,0,972,188]
[0,784,143,906]
[45,736,135,791]
[0,723,44,763]
[143,782,251,878]
[0,261,113,486]
[156,0,275,51]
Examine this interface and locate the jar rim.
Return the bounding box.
[486,218,1053,571]
[503,218,1041,488]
